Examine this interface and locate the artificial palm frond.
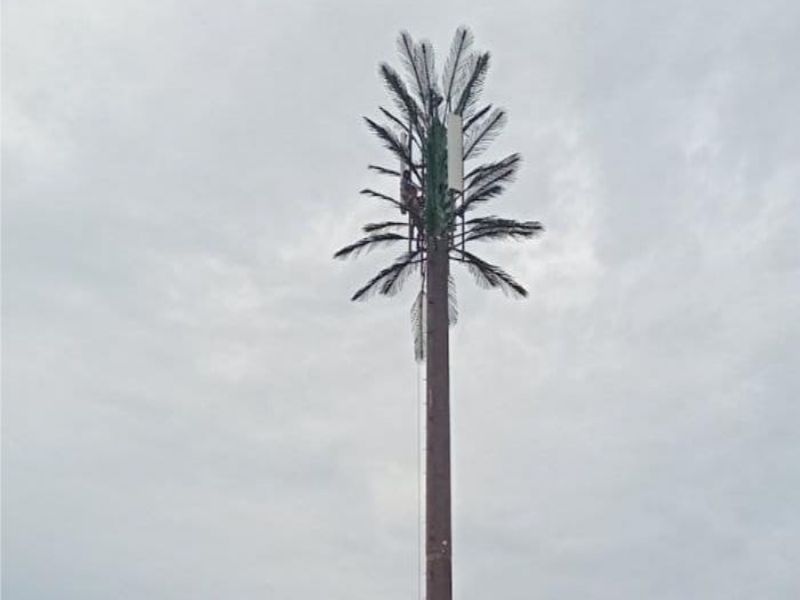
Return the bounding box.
[352,250,422,301]
[462,217,544,242]
[411,285,425,361]
[409,273,455,362]
[463,104,492,132]
[454,249,528,298]
[379,107,418,144]
[455,154,522,218]
[397,31,429,116]
[363,117,414,170]
[359,188,404,210]
[465,153,521,185]
[368,164,402,178]
[442,26,474,111]
[381,254,420,295]
[455,184,506,218]
[362,221,408,233]
[417,39,439,114]
[454,52,490,117]
[379,64,425,138]
[448,275,459,325]
[463,108,506,160]
[333,232,408,260]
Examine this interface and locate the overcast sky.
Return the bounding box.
[3,1,799,598]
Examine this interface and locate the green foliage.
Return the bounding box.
[425,117,450,238]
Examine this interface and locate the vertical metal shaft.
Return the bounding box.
[425,234,452,600]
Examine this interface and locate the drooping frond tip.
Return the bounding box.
[457,153,522,217]
[363,117,411,167]
[333,232,408,260]
[448,275,459,325]
[462,217,544,243]
[464,108,506,160]
[454,249,529,298]
[368,164,401,178]
[442,26,474,111]
[411,286,425,361]
[454,51,490,117]
[359,188,403,210]
[397,31,429,114]
[362,220,407,233]
[378,63,422,130]
[351,250,422,301]
[417,39,438,111]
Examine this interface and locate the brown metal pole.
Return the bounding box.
[425,233,452,600]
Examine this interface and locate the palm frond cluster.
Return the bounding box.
[334,27,543,359]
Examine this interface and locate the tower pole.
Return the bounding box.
[425,230,451,600]
[425,114,453,600]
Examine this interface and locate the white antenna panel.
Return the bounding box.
[446,114,463,192]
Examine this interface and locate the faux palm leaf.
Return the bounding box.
[463,108,506,160]
[333,232,408,260]
[442,26,474,111]
[352,250,422,301]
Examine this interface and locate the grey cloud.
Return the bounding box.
[3,1,799,599]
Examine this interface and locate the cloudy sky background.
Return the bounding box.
[3,1,799,598]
